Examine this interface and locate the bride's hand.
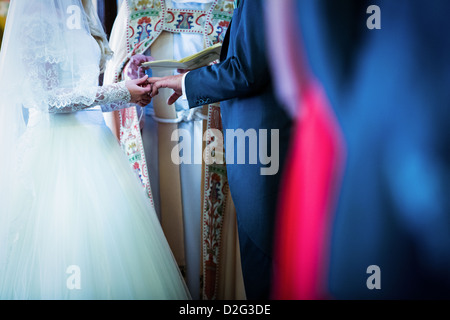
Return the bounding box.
[126,75,152,107]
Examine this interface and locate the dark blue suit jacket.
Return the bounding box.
[185,0,293,299]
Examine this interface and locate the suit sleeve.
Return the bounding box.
[185,0,271,107]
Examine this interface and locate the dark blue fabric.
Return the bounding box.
[298,0,450,299]
[185,0,293,299]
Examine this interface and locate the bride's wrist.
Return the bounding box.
[118,81,132,103]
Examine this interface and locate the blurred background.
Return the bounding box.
[269,0,450,300]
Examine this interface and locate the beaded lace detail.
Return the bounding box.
[22,17,131,114]
[47,81,132,113]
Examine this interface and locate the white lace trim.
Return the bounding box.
[21,16,131,113]
[48,81,131,113]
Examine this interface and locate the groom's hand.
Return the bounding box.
[148,74,185,105]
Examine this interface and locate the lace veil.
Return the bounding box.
[0,0,110,263]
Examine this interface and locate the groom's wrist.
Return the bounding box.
[181,72,189,101]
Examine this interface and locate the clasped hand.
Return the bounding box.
[125,73,186,107]
[125,75,153,107]
[125,55,186,107]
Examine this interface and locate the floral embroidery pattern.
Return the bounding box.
[201,105,229,300]
[116,1,235,299]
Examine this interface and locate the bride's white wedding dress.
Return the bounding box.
[0,1,190,300]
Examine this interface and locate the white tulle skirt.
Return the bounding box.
[0,109,191,300]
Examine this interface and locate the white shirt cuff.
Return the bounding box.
[181,71,189,101]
